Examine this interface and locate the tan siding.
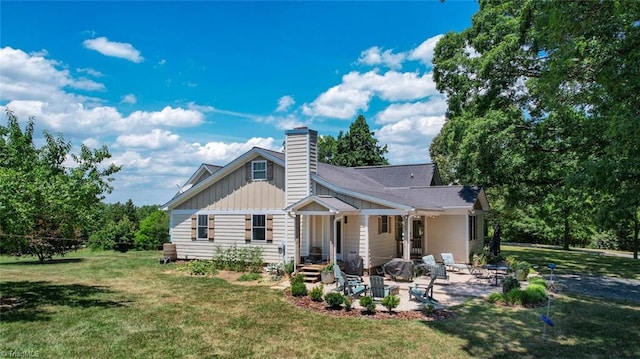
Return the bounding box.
[426,215,468,263]
[368,216,397,269]
[171,213,286,263]
[176,161,285,210]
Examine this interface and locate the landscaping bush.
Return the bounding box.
[212,245,263,272]
[291,282,307,297]
[524,284,547,304]
[177,260,217,276]
[359,295,376,314]
[487,292,503,304]
[501,276,520,294]
[324,292,345,309]
[290,273,305,286]
[343,296,352,311]
[309,285,324,302]
[237,272,262,281]
[528,277,548,288]
[504,288,526,305]
[381,294,400,313]
[284,259,295,276]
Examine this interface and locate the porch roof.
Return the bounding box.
[284,195,358,214]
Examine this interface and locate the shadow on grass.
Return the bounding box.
[0,281,129,322]
[427,294,640,358]
[0,258,85,266]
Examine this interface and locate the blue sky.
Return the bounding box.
[1,1,478,205]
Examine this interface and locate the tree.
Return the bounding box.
[0,110,121,261]
[134,210,169,250]
[431,0,639,253]
[318,115,389,167]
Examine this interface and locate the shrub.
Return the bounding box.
[343,296,353,311]
[528,277,548,288]
[504,288,526,305]
[237,272,261,281]
[523,284,547,305]
[487,292,503,303]
[290,273,305,286]
[309,285,324,302]
[212,245,263,272]
[359,295,376,314]
[291,282,307,297]
[133,210,169,250]
[177,260,217,276]
[501,276,520,294]
[284,259,295,276]
[422,303,435,315]
[381,294,400,313]
[324,292,345,309]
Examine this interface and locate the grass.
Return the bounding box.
[1,247,639,358]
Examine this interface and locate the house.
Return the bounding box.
[162,127,490,273]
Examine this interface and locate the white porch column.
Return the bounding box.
[403,215,412,262]
[364,215,370,269]
[329,215,335,263]
[294,214,301,269]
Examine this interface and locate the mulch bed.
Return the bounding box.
[285,292,455,321]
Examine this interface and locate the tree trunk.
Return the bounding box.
[633,207,639,260]
[562,208,571,251]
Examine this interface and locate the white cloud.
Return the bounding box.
[115,129,180,150]
[77,67,104,77]
[302,70,438,119]
[121,93,137,104]
[191,137,279,164]
[187,102,215,113]
[375,96,447,124]
[83,37,144,63]
[276,95,295,112]
[0,47,104,102]
[408,35,443,66]
[357,46,405,69]
[259,114,308,130]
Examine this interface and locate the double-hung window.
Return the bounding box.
[469,215,477,241]
[197,214,208,240]
[252,160,267,180]
[252,215,266,241]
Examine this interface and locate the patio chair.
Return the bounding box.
[333,265,366,296]
[409,274,437,303]
[414,254,437,277]
[368,275,398,300]
[441,253,470,273]
[428,264,449,284]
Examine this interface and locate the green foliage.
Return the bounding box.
[317,115,388,166]
[487,292,503,304]
[501,276,520,294]
[212,245,263,272]
[323,292,345,309]
[322,262,334,273]
[134,210,169,250]
[358,295,376,314]
[237,272,262,281]
[381,294,400,313]
[87,217,136,252]
[431,0,640,255]
[290,282,307,297]
[284,259,295,275]
[309,285,324,302]
[421,303,435,315]
[177,260,217,276]
[343,296,352,311]
[0,110,120,261]
[528,277,548,288]
[524,284,547,304]
[290,273,305,286]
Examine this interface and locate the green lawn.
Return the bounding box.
[1,247,639,358]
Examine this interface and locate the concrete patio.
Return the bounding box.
[278,269,504,312]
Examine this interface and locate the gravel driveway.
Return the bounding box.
[555,274,640,305]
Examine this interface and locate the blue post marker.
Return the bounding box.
[541,263,557,339]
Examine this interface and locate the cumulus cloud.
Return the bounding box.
[83,36,144,63]
[357,46,405,69]
[191,137,279,164]
[302,70,438,119]
[77,67,104,77]
[115,129,181,150]
[375,95,447,124]
[276,95,295,112]
[0,47,104,102]
[121,93,137,104]
[258,114,308,130]
[408,35,443,66]
[377,116,446,164]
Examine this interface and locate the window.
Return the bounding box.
[252,215,266,241]
[378,215,390,234]
[252,160,267,180]
[197,214,208,240]
[469,215,477,241]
